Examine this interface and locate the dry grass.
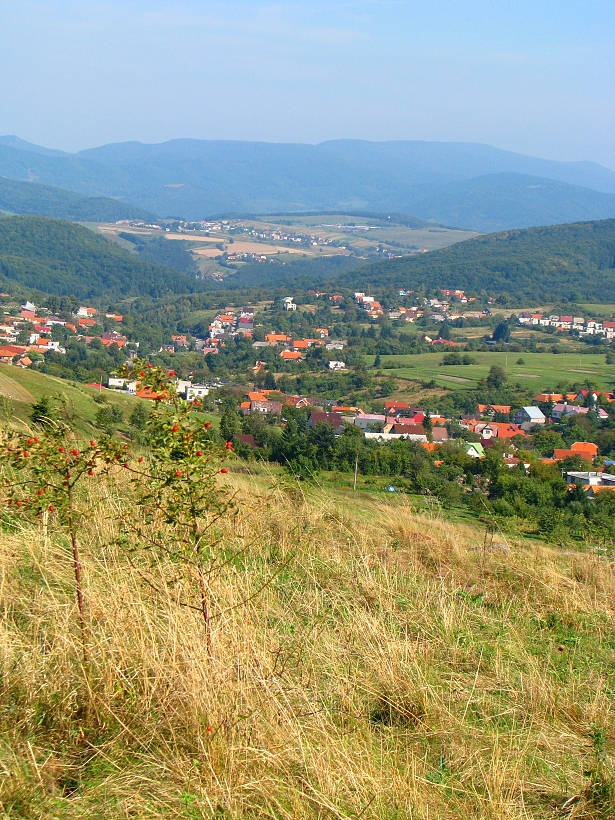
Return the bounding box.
[0,471,614,818]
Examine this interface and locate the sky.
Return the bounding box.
[0,0,614,168]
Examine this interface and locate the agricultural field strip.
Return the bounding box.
[96,220,477,256]
[372,352,615,391]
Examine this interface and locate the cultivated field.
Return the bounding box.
[368,351,615,392]
[192,246,224,258]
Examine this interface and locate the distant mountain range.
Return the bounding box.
[1,136,615,231]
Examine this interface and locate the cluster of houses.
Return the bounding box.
[353,290,491,325]
[233,391,612,472]
[518,313,615,338]
[532,390,612,419]
[115,220,164,230]
[0,300,128,366]
[179,220,228,233]
[234,225,335,248]
[107,374,225,401]
[155,302,347,365]
[253,328,346,368]
[565,468,615,496]
[194,307,256,354]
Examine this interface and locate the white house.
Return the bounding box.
[282,297,297,311]
[185,385,210,402]
[513,406,546,426]
[328,361,346,370]
[566,471,615,488]
[108,377,137,394]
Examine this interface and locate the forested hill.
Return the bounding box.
[0,177,157,223]
[0,216,205,300]
[338,219,615,303]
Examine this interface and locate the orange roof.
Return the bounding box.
[553,449,576,460]
[240,401,251,409]
[247,392,267,402]
[553,444,597,461]
[293,340,309,349]
[570,441,598,457]
[101,338,126,347]
[136,387,167,400]
[385,401,409,410]
[266,333,291,343]
[0,345,27,357]
[280,350,302,360]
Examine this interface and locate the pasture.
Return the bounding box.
[367,351,615,392]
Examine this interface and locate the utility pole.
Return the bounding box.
[353,453,358,491]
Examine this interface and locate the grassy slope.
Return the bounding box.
[0,462,614,818]
[0,364,140,432]
[367,350,615,392]
[0,365,219,435]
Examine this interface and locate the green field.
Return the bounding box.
[367,351,615,392]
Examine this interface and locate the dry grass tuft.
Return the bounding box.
[0,473,614,818]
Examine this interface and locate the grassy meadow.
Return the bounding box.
[0,458,614,819]
[367,351,615,392]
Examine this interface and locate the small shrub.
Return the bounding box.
[1,423,126,660]
[113,359,236,650]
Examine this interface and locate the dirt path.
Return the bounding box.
[0,372,35,403]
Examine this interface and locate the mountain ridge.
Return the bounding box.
[1,137,614,230]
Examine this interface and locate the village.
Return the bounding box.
[1,290,614,493]
[0,299,130,367]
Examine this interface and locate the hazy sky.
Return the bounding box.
[1,0,613,167]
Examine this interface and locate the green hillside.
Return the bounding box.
[0,215,205,300]
[338,218,615,302]
[0,364,139,433]
[0,177,157,222]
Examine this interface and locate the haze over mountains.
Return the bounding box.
[1,137,615,232]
